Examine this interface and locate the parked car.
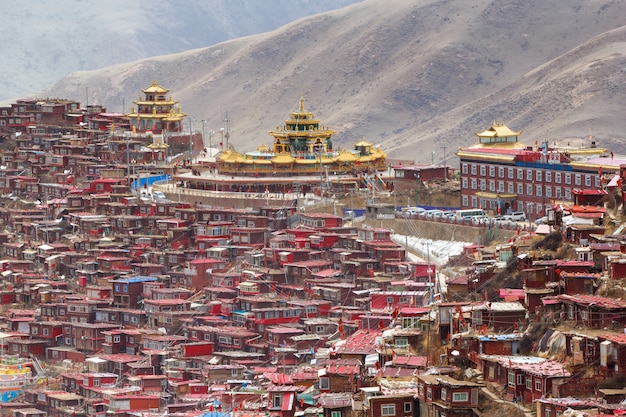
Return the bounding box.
[152,191,169,203]
[402,207,426,218]
[504,211,527,221]
[425,210,443,219]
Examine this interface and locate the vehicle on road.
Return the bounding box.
[152,191,170,203]
[504,211,527,221]
[455,209,485,219]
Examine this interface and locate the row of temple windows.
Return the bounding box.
[461,163,600,186]
[461,178,575,199]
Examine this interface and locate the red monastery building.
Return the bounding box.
[456,122,615,220]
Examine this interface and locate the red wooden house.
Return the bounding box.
[182,258,228,290]
[299,212,343,229]
[557,294,626,328]
[367,393,416,417]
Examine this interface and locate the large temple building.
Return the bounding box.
[456,122,612,219]
[215,98,388,178]
[126,80,187,133]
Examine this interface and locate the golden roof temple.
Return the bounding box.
[126,80,187,134]
[216,98,387,177]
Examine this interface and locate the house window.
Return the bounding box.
[452,392,468,402]
[526,377,532,390]
[545,171,552,183]
[565,173,571,184]
[575,174,582,186]
[508,372,515,387]
[517,374,524,385]
[526,169,533,181]
[462,163,468,174]
[536,170,542,182]
[535,379,542,392]
[441,387,447,400]
[565,188,572,200]
[273,394,282,408]
[471,178,477,190]
[404,402,412,413]
[395,338,408,348]
[113,335,120,343]
[498,167,504,178]
[331,412,341,417]
[480,165,486,176]
[489,166,495,177]
[471,164,477,175]
[427,387,432,400]
[381,404,396,416]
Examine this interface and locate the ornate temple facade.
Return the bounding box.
[126,80,187,134]
[216,98,388,177]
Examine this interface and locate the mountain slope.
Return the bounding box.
[43,0,626,161]
[0,0,359,100]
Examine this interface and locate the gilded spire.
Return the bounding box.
[299,97,305,112]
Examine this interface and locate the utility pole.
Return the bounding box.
[415,172,420,206]
[443,146,447,182]
[224,113,230,149]
[201,119,206,149]
[188,117,193,162]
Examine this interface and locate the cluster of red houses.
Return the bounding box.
[2,96,626,417]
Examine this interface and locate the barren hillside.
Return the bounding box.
[43,0,626,161]
[0,0,359,100]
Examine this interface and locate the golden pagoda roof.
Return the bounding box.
[373,147,387,159]
[219,149,241,163]
[355,139,373,147]
[272,153,296,164]
[146,143,169,150]
[474,122,521,137]
[256,144,271,153]
[335,149,358,162]
[143,80,169,94]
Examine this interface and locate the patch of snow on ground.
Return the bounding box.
[392,235,472,265]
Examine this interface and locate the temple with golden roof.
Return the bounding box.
[126,80,187,133]
[165,98,391,201]
[216,98,387,177]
